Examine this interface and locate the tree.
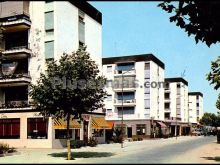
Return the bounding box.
[200,112,220,127]
[158,1,220,47]
[29,46,106,160]
[207,57,220,115]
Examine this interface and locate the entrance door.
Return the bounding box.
[127,127,132,138]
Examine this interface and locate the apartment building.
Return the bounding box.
[0,1,109,148]
[188,92,204,124]
[103,54,166,138]
[164,78,190,136]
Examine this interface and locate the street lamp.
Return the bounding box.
[119,68,134,148]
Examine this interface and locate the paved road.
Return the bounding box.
[86,136,216,164]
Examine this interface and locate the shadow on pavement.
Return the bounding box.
[48,151,115,158]
[201,157,220,162]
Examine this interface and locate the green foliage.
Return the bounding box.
[200,112,220,127]
[29,46,107,120]
[158,1,220,47]
[207,57,220,90]
[112,128,123,143]
[87,137,98,147]
[70,140,85,149]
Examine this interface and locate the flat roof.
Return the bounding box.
[165,77,188,86]
[102,54,165,69]
[189,92,203,97]
[70,1,102,24]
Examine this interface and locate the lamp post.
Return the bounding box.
[119,68,134,148]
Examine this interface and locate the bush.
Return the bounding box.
[87,137,98,147]
[112,128,123,143]
[0,143,10,153]
[70,140,85,149]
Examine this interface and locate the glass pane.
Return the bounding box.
[45,41,54,59]
[45,11,54,30]
[79,20,85,43]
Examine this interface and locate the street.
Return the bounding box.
[0,136,218,164]
[82,136,216,164]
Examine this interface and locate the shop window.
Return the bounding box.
[136,124,146,135]
[0,119,20,139]
[92,129,104,137]
[55,129,72,139]
[27,118,48,139]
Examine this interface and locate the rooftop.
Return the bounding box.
[102,54,165,69]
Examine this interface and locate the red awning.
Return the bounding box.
[157,121,167,128]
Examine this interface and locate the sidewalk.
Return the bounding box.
[0,136,203,163]
[168,136,220,164]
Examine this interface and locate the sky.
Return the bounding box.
[89,1,220,114]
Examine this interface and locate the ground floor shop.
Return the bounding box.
[0,111,111,148]
[106,119,169,140]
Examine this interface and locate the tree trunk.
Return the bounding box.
[66,113,73,160]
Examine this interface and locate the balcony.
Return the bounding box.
[0,100,32,111]
[0,73,31,87]
[114,69,136,76]
[1,45,31,59]
[114,99,136,107]
[0,2,31,33]
[113,83,136,92]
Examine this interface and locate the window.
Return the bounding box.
[196,103,199,107]
[144,99,150,109]
[118,107,134,115]
[0,119,20,139]
[107,95,112,101]
[117,63,134,72]
[107,66,112,73]
[78,10,85,44]
[45,11,54,30]
[92,129,104,137]
[165,93,170,99]
[145,63,150,70]
[27,118,48,139]
[117,92,135,100]
[165,113,170,119]
[177,84,181,88]
[107,109,112,112]
[55,129,72,139]
[45,41,54,59]
[136,124,146,135]
[165,103,170,109]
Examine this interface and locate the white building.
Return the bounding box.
[188,92,204,124]
[103,54,166,138]
[0,1,109,148]
[164,78,190,136]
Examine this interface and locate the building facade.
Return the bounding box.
[103,54,166,138]
[0,1,108,148]
[164,78,190,136]
[188,92,204,124]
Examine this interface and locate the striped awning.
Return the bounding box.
[91,116,112,129]
[53,118,81,129]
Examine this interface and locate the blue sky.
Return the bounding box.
[89,1,220,114]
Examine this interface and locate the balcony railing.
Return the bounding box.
[113,83,136,89]
[114,99,136,104]
[0,72,31,87]
[114,69,136,75]
[2,45,31,59]
[0,100,30,109]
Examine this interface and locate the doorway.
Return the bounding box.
[127,127,132,138]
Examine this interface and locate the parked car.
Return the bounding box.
[191,129,202,136]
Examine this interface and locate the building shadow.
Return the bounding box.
[201,157,220,162]
[48,151,115,158]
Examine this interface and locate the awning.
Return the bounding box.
[157,121,167,128]
[91,116,112,129]
[107,121,114,129]
[53,118,81,129]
